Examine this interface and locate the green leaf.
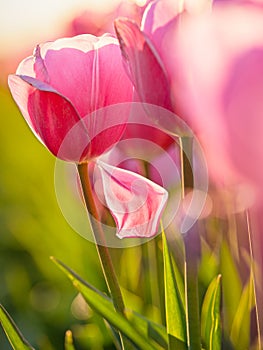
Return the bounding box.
[0,305,35,350]
[162,232,187,350]
[201,275,221,350]
[126,310,168,349]
[51,257,159,350]
[230,274,254,349]
[220,241,242,331]
[64,330,76,350]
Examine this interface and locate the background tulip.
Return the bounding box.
[171,2,263,192]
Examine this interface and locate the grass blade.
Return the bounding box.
[220,241,242,331]
[230,273,254,349]
[51,257,159,350]
[0,304,35,350]
[65,330,76,350]
[126,310,168,349]
[162,232,187,350]
[201,275,221,350]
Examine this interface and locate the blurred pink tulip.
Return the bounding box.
[114,14,175,159]
[172,2,263,194]
[114,0,209,114]
[65,0,151,38]
[8,34,133,162]
[115,17,173,111]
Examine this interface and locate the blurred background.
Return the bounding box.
[0,1,149,349]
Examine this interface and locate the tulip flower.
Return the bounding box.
[114,0,210,118]
[8,33,168,240]
[8,34,133,162]
[8,32,168,346]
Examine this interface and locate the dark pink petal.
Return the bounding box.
[80,103,131,161]
[97,160,168,238]
[114,18,172,110]
[8,75,130,162]
[8,74,86,161]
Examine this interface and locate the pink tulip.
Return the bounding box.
[115,17,173,111]
[114,0,209,116]
[8,34,133,162]
[9,33,168,239]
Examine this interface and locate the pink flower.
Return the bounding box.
[115,16,173,111]
[8,34,133,162]
[8,34,168,239]
[172,2,263,194]
[114,0,210,116]
[65,0,150,38]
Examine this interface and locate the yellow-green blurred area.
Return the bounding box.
[0,86,113,349]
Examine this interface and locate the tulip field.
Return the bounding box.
[0,1,263,349]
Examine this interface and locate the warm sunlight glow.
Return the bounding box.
[0,0,120,57]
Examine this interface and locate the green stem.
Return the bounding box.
[246,211,262,350]
[77,162,125,313]
[179,136,201,350]
[142,161,165,324]
[78,162,132,349]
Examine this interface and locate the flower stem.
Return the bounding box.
[246,211,262,350]
[77,162,125,315]
[179,136,201,350]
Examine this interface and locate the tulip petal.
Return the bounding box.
[33,45,50,83]
[114,18,172,110]
[97,160,168,239]
[8,74,87,161]
[16,56,35,77]
[36,34,133,118]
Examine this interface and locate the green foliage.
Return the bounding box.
[51,257,160,350]
[230,274,254,349]
[0,305,35,350]
[162,232,186,350]
[201,275,221,350]
[220,241,242,332]
[64,330,76,350]
[125,310,168,349]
